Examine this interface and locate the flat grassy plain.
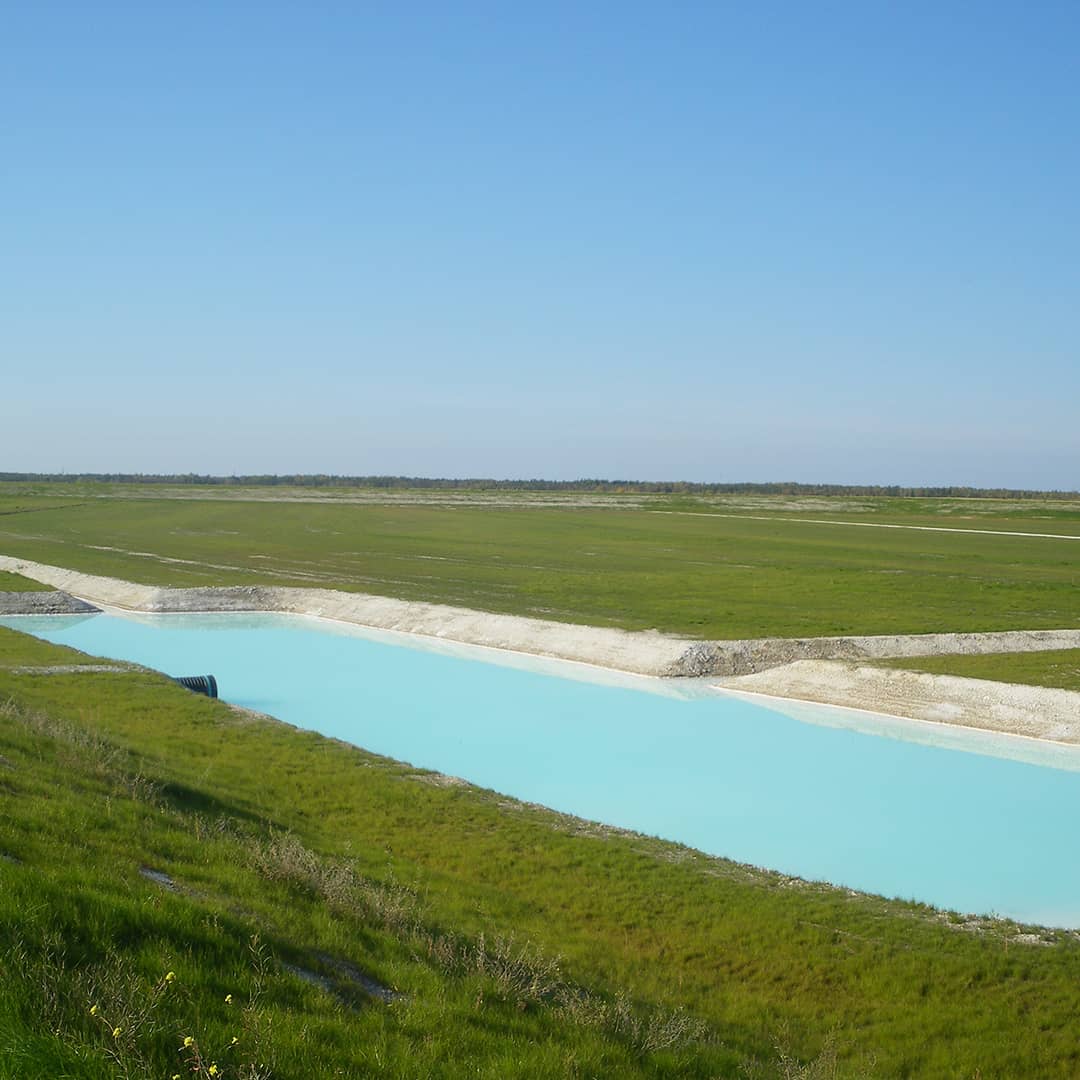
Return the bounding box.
[4,625,1080,1078]
[1,483,1078,639]
[878,649,1080,692]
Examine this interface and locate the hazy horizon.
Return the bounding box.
[4,471,1078,496]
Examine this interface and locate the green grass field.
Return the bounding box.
[4,624,1080,1078]
[877,649,1080,692]
[1,483,1078,639]
[0,570,53,592]
[3,482,1079,1075]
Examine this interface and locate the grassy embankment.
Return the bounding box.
[876,650,1080,693]
[4,625,1080,1078]
[0,570,53,592]
[0,484,1078,640]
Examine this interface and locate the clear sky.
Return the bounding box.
[3,2,1078,487]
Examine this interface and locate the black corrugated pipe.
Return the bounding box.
[172,674,218,698]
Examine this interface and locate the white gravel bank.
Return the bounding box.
[3,555,1079,742]
[716,661,1080,743]
[0,556,691,675]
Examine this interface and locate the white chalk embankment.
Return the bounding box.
[715,660,1080,744]
[0,556,692,676]
[3,555,1080,741]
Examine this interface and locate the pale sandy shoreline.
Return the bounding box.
[713,661,1080,745]
[2,554,1079,744]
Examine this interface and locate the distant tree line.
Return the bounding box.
[1,473,1076,499]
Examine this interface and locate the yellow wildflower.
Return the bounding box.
[209,1065,219,1076]
[231,1036,239,1045]
[112,1026,122,1038]
[183,1035,194,1048]
[89,1004,98,1016]
[165,970,176,982]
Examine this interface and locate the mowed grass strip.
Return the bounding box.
[5,481,1080,533]
[0,488,1078,638]
[877,649,1080,692]
[3,625,1080,1077]
[658,494,1080,535]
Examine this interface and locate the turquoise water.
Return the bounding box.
[6,609,1080,928]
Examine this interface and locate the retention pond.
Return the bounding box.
[6,609,1080,928]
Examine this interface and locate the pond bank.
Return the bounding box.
[0,590,100,615]
[714,660,1080,744]
[3,554,1079,742]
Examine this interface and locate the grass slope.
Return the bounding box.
[877,649,1080,692]
[0,486,1078,639]
[3,626,1080,1077]
[0,570,53,592]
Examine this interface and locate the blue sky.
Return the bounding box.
[3,2,1077,486]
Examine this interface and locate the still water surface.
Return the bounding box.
[6,610,1080,927]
